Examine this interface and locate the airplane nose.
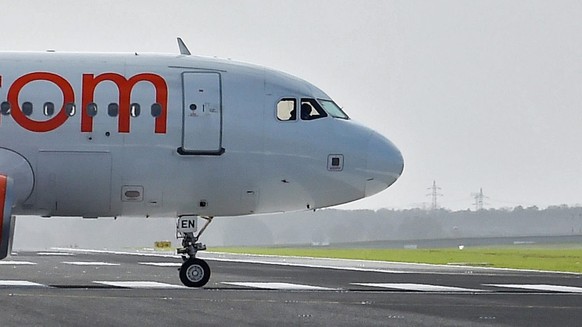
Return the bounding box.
[365,132,404,197]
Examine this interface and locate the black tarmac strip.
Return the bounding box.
[0,250,581,326]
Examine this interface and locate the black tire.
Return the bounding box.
[179,258,211,287]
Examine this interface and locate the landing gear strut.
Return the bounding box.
[176,216,213,287]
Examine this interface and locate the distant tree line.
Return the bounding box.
[209,205,582,246]
[13,205,582,250]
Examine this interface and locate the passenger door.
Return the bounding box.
[179,72,223,155]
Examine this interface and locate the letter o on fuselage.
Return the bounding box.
[7,72,74,132]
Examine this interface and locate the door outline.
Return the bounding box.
[177,72,225,156]
[37,150,112,217]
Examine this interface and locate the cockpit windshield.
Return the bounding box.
[300,99,327,120]
[318,99,349,119]
[276,98,349,122]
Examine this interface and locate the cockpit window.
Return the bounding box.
[300,98,327,120]
[319,99,349,119]
[277,98,297,121]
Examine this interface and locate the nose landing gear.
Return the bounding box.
[176,216,213,287]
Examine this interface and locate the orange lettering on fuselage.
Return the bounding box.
[2,72,168,134]
[81,73,168,134]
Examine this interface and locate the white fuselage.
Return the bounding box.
[0,52,403,218]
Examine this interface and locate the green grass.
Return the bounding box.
[211,247,582,273]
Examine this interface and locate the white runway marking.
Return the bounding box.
[0,280,47,287]
[37,252,75,256]
[63,261,120,266]
[0,261,37,265]
[52,248,409,274]
[139,262,182,267]
[352,283,483,292]
[207,257,408,274]
[94,281,187,289]
[486,284,582,293]
[222,282,336,291]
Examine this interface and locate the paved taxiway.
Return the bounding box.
[0,250,581,326]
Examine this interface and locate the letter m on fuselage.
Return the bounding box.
[81,73,168,133]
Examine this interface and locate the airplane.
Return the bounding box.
[0,39,404,287]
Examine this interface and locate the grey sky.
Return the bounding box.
[1,1,581,210]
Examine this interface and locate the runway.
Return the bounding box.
[0,250,581,326]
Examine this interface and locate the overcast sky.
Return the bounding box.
[1,1,581,211]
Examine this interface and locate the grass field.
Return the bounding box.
[211,246,582,273]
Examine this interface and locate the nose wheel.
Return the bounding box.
[179,258,210,287]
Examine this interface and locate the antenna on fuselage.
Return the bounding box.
[177,37,192,56]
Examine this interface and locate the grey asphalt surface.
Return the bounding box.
[0,250,581,326]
